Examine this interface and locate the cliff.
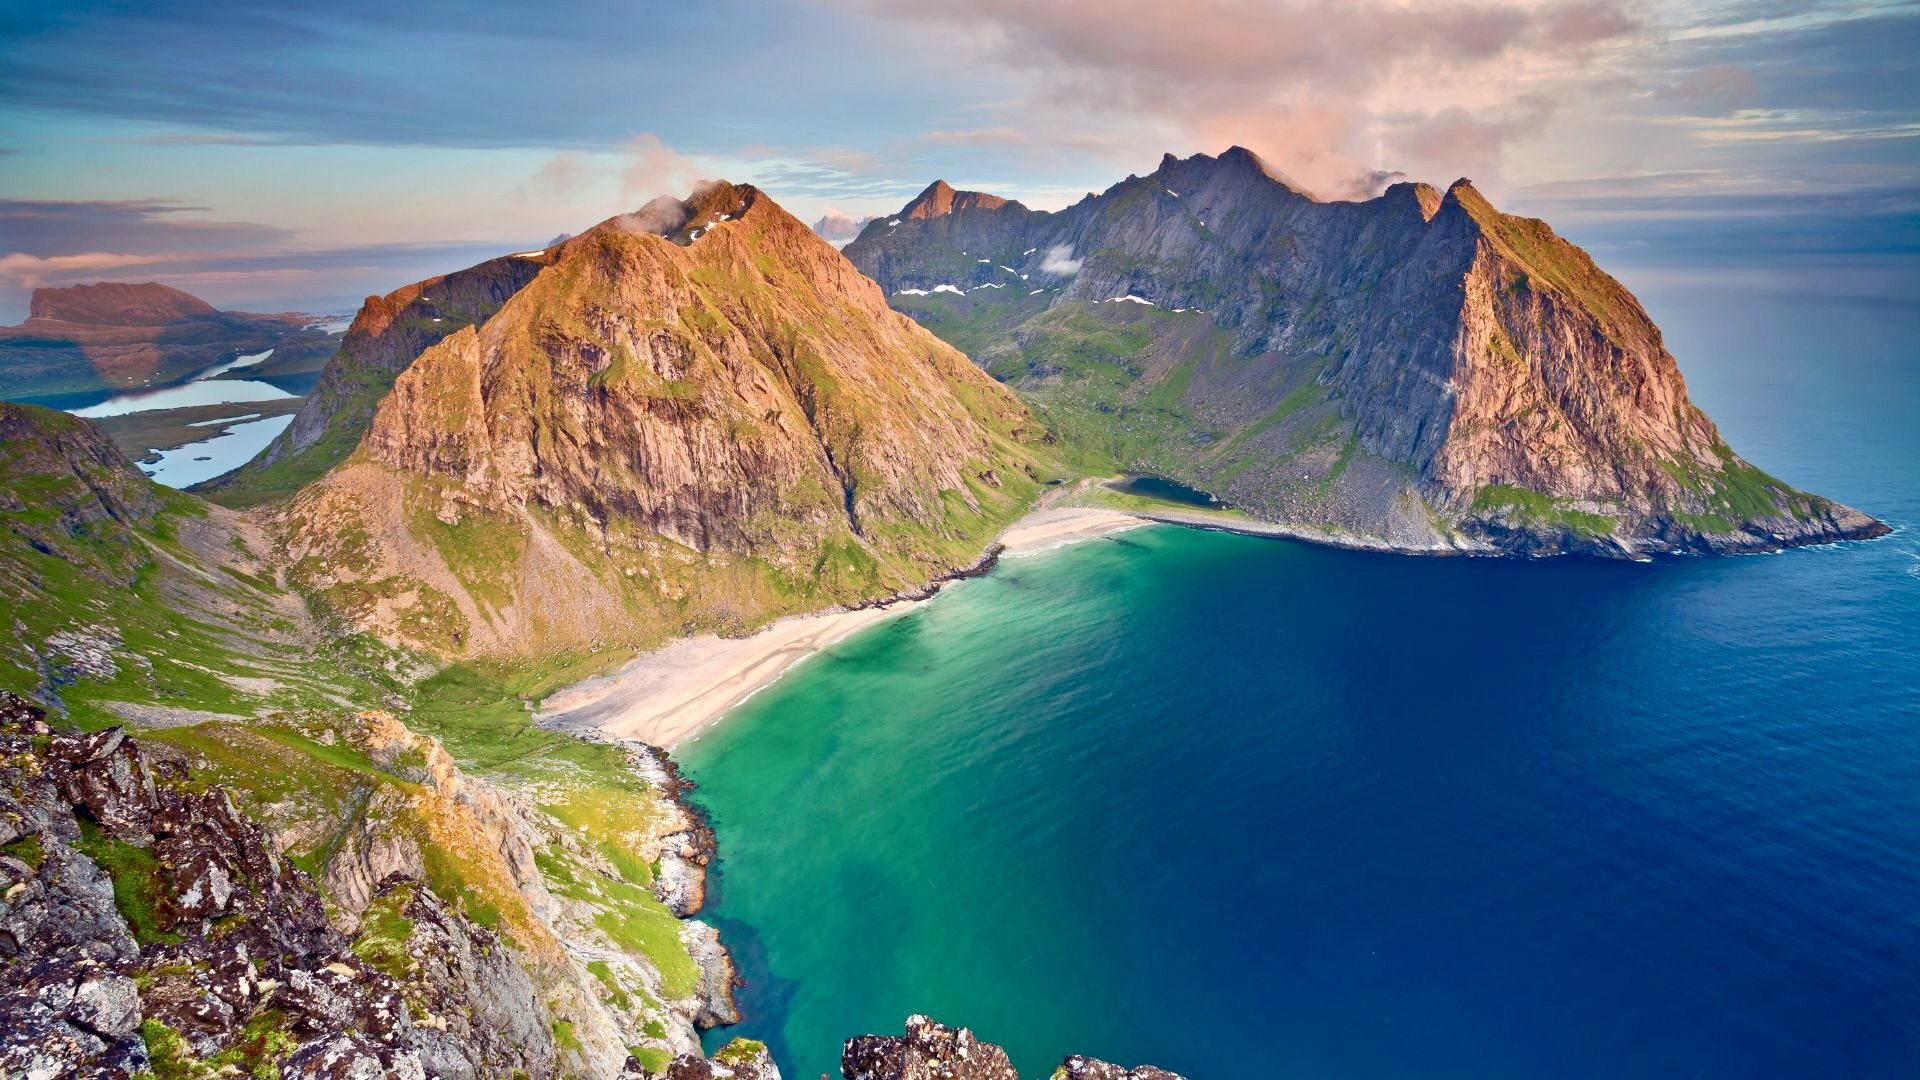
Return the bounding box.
[278,181,1061,657]
[202,251,550,507]
[844,148,1886,557]
[0,693,758,1079]
[0,283,307,401]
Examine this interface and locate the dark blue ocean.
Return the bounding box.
[682,284,1920,1079]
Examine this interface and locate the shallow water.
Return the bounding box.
[49,347,298,487]
[1109,474,1226,508]
[682,286,1920,1078]
[140,414,295,488]
[68,353,294,419]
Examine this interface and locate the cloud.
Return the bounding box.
[529,151,593,196]
[1038,245,1082,276]
[0,199,291,258]
[0,251,185,287]
[838,0,1640,195]
[619,133,707,203]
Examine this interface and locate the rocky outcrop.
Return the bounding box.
[280,181,1057,656]
[845,148,1886,557]
[0,693,744,1079]
[843,1016,1017,1080]
[0,282,306,400]
[28,282,220,325]
[1054,1057,1185,1080]
[654,1038,782,1080]
[0,403,163,590]
[0,693,540,1078]
[839,1016,1183,1080]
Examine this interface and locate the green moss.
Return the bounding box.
[72,820,180,947]
[141,1018,198,1079]
[2,832,45,870]
[206,1009,298,1079]
[631,1046,672,1074]
[1471,484,1615,538]
[552,1020,583,1053]
[350,883,418,979]
[714,1038,768,1065]
[586,959,634,1011]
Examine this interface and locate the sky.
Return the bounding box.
[0,0,1915,320]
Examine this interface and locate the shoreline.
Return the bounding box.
[535,505,1146,749]
[533,483,1889,751]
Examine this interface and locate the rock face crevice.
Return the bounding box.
[844,148,1886,557]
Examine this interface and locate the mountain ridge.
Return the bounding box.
[844,148,1885,557]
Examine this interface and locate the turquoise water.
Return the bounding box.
[681,288,1920,1078]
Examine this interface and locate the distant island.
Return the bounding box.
[0,281,329,402]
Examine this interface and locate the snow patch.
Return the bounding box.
[1023,247,1037,255]
[932,284,965,295]
[971,283,1005,290]
[1107,295,1155,305]
[1166,189,1180,198]
[895,288,932,296]
[512,250,546,258]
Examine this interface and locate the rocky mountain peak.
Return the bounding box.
[591,180,767,247]
[1147,146,1316,201]
[285,181,1053,656]
[812,208,871,243]
[845,148,1885,557]
[902,179,1012,220]
[26,281,218,326]
[1382,180,1445,222]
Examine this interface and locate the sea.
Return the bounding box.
[681,282,1920,1078]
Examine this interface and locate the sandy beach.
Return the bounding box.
[536,505,1146,748]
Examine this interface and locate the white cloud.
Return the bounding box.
[1039,245,1082,276]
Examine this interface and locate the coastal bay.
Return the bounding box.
[537,506,1147,748]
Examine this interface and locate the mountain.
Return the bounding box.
[278,181,1060,657]
[0,282,309,401]
[844,148,1886,557]
[201,253,550,506]
[810,208,873,244]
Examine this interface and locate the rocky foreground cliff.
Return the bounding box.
[0,693,766,1079]
[276,181,1062,657]
[845,148,1885,557]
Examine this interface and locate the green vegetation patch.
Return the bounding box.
[1471,484,1616,538]
[351,882,419,979]
[72,819,180,947]
[714,1038,769,1065]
